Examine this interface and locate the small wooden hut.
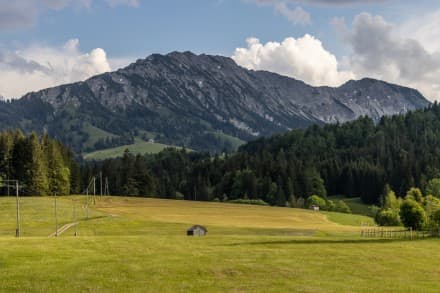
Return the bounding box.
[187,225,208,236]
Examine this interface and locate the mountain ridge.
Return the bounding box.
[0,51,430,154]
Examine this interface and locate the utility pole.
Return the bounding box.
[54,193,58,237]
[15,180,20,238]
[105,177,109,196]
[93,176,96,205]
[7,158,10,197]
[74,200,77,237]
[86,187,89,219]
[100,171,103,197]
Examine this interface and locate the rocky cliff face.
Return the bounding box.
[0,51,430,153]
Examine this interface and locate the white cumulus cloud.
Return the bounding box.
[0,39,111,98]
[232,11,440,101]
[232,35,354,86]
[344,12,440,101]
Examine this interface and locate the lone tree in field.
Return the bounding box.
[399,199,426,230]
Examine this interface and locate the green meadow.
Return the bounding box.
[83,138,178,160]
[0,196,439,292]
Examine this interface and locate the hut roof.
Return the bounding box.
[187,225,208,232]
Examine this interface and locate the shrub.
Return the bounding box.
[375,208,401,226]
[423,195,440,221]
[406,187,423,203]
[369,205,381,217]
[431,209,440,228]
[383,190,400,209]
[228,199,269,206]
[326,200,336,211]
[306,195,327,210]
[399,199,427,230]
[334,200,352,214]
[426,178,440,198]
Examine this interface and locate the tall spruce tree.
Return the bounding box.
[26,133,49,195]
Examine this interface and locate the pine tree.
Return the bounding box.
[26,133,49,195]
[45,136,70,195]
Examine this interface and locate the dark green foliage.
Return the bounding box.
[426,178,440,198]
[0,130,75,195]
[227,199,269,206]
[237,104,440,203]
[375,208,402,226]
[80,103,440,208]
[399,199,426,230]
[406,187,423,203]
[334,200,352,214]
[431,209,440,228]
[306,195,327,209]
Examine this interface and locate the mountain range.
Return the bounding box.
[0,51,430,154]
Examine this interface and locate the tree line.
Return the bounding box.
[83,102,440,206]
[5,102,440,209]
[0,130,80,195]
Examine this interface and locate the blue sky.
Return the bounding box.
[1,0,427,57]
[1,0,440,100]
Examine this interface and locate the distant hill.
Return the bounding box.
[0,51,430,154]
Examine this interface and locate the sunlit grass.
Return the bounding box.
[0,196,438,292]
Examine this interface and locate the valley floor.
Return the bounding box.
[0,197,438,292]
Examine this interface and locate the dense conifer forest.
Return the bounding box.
[0,131,80,195]
[4,104,440,207]
[83,103,440,205]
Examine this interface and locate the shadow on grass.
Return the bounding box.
[224,237,436,246]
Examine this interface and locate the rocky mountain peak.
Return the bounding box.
[0,51,431,154]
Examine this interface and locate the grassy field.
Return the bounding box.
[83,138,180,160]
[0,196,439,292]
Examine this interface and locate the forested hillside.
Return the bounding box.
[84,103,440,204]
[3,103,440,205]
[0,131,80,195]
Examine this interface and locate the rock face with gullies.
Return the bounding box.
[0,51,430,153]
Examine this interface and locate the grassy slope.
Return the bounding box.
[0,197,439,292]
[209,131,245,150]
[83,138,179,160]
[82,123,118,149]
[329,196,376,217]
